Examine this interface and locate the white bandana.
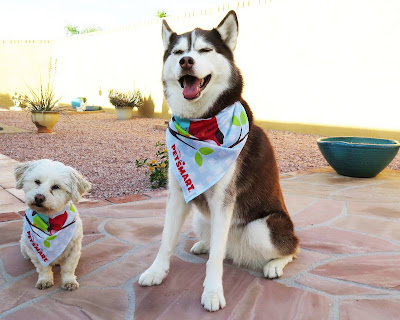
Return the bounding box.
[166,101,249,203]
[23,201,78,266]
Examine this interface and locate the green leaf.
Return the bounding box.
[46,235,57,241]
[240,111,248,124]
[195,152,203,166]
[199,147,214,155]
[44,240,50,248]
[232,115,241,126]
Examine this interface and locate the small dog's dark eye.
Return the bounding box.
[35,180,41,185]
[173,50,184,55]
[199,48,212,53]
[51,185,60,190]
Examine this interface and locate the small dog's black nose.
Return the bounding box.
[34,194,45,204]
[179,56,194,70]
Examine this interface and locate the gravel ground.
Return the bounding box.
[1,108,399,199]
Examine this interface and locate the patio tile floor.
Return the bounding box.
[0,154,399,319]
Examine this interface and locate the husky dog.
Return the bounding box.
[15,159,91,290]
[139,11,299,312]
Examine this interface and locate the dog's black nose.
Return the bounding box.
[34,194,45,204]
[179,56,194,70]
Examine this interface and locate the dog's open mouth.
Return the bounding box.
[178,75,211,100]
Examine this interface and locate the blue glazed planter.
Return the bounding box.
[71,97,87,109]
[317,137,400,178]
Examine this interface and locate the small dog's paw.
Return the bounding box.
[139,268,168,287]
[62,280,79,291]
[263,257,292,279]
[190,241,209,255]
[36,279,54,290]
[201,288,226,312]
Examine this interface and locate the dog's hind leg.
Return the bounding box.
[139,174,191,287]
[190,212,210,255]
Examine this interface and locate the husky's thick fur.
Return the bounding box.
[139,11,299,312]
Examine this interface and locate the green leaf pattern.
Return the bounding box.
[43,235,57,248]
[195,152,203,166]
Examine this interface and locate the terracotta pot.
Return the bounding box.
[31,111,60,133]
[116,107,133,120]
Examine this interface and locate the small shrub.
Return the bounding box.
[108,89,144,109]
[136,141,169,188]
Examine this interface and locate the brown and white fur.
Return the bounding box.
[139,11,299,312]
[14,159,91,291]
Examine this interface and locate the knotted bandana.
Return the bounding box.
[23,201,78,266]
[166,101,249,203]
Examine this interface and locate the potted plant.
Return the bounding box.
[24,80,62,133]
[108,89,144,120]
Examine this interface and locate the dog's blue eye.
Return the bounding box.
[199,48,212,53]
[173,50,184,55]
[51,185,60,190]
[35,180,41,185]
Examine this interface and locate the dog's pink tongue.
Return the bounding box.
[183,78,201,99]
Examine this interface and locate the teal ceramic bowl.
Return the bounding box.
[317,137,400,178]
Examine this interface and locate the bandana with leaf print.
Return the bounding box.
[166,101,249,202]
[23,201,77,266]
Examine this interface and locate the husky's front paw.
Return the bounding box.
[201,288,226,312]
[62,280,79,291]
[36,279,54,290]
[190,241,209,255]
[139,267,168,286]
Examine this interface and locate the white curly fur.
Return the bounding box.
[15,159,91,290]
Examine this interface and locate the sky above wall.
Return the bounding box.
[1,0,231,40]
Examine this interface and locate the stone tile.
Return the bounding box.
[311,255,400,289]
[281,249,329,279]
[283,194,317,216]
[82,234,105,247]
[143,189,168,198]
[0,203,26,214]
[0,172,17,189]
[80,215,106,235]
[104,215,193,245]
[4,188,25,202]
[290,172,381,186]
[0,273,4,285]
[106,193,150,204]
[0,212,22,222]
[0,273,59,313]
[75,198,111,209]
[331,180,400,203]
[0,189,22,206]
[341,299,400,320]
[0,220,23,245]
[0,244,34,277]
[0,158,18,169]
[293,199,343,228]
[297,226,400,254]
[331,215,400,242]
[81,197,167,218]
[281,179,346,199]
[5,288,128,320]
[76,237,132,278]
[297,274,384,295]
[347,200,400,219]
[81,245,159,287]
[135,257,331,320]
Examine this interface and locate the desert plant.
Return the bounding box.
[136,141,169,188]
[156,10,168,18]
[65,24,102,36]
[23,58,62,111]
[108,89,144,109]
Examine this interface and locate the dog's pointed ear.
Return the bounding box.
[69,168,92,203]
[216,10,239,51]
[162,19,174,50]
[14,161,34,189]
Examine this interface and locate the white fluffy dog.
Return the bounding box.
[14,159,91,290]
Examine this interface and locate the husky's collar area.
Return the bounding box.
[161,11,243,119]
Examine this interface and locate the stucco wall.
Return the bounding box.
[1,0,399,139]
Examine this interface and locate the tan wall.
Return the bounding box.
[1,1,400,140]
[0,40,53,106]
